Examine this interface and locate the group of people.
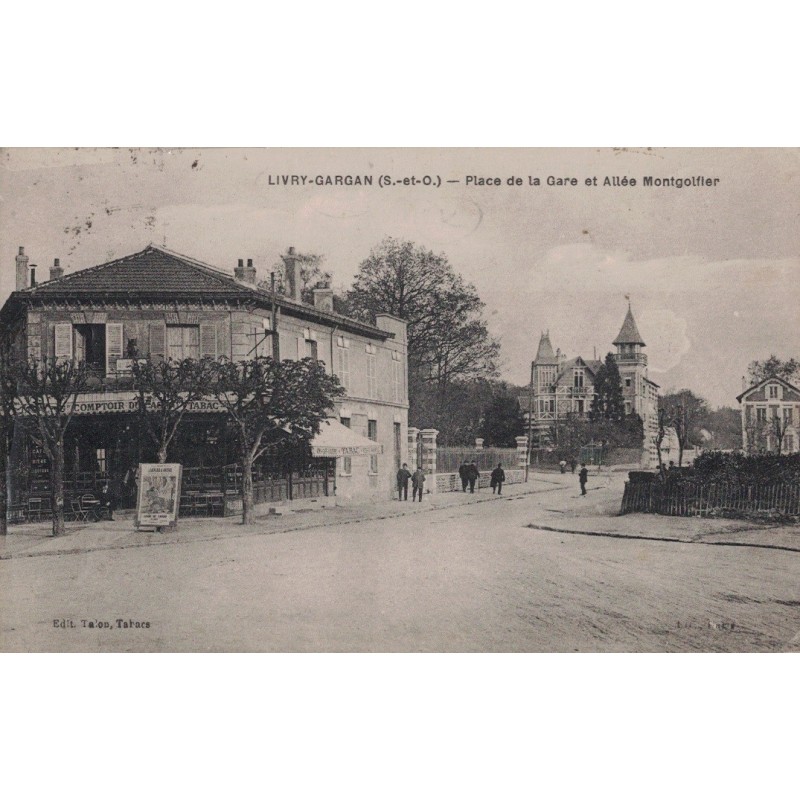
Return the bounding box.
[395,460,508,502]
[395,464,426,502]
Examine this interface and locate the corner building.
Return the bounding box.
[1,245,409,510]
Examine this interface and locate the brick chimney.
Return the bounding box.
[281,246,301,302]
[30,264,37,287]
[15,246,29,290]
[243,257,257,285]
[50,257,64,282]
[312,283,334,312]
[234,258,245,281]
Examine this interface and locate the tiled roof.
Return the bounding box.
[9,245,391,340]
[613,306,646,346]
[24,245,247,296]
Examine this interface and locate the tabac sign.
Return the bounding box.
[68,392,225,416]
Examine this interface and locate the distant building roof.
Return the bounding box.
[737,376,800,403]
[534,332,558,364]
[613,305,646,346]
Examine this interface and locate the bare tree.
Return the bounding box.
[770,412,792,455]
[12,357,89,536]
[0,350,18,535]
[211,357,343,525]
[659,390,709,467]
[131,357,216,464]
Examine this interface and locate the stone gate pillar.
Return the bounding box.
[407,427,420,472]
[475,438,484,450]
[419,429,439,483]
[515,436,529,469]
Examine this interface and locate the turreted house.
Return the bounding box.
[523,304,660,466]
[1,245,409,515]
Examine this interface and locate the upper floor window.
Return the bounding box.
[366,344,377,398]
[391,351,403,403]
[756,407,767,422]
[768,384,779,399]
[625,377,632,388]
[167,325,200,361]
[336,336,350,392]
[783,407,794,427]
[573,369,584,390]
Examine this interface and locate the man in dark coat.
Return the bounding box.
[579,463,588,496]
[396,463,412,501]
[490,463,506,495]
[458,461,469,492]
[467,461,479,493]
[411,467,425,502]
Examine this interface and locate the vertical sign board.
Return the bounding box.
[135,463,183,532]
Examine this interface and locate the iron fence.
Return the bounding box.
[620,479,800,517]
[436,447,518,474]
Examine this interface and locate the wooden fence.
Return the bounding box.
[620,480,800,517]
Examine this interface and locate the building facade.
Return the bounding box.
[523,305,660,466]
[1,245,409,509]
[737,377,800,454]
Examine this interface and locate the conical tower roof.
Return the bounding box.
[534,331,558,364]
[613,305,646,347]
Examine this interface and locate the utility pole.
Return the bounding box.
[526,360,534,482]
[271,272,280,361]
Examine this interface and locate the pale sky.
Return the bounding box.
[1,147,798,409]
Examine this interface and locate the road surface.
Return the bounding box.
[2,485,799,651]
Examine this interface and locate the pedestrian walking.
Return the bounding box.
[570,458,577,474]
[579,463,588,496]
[396,463,412,501]
[412,467,425,502]
[467,461,479,493]
[490,462,506,495]
[559,459,567,474]
[458,461,469,492]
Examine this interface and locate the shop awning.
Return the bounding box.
[310,419,384,457]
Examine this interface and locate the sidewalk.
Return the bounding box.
[526,470,800,553]
[0,478,559,561]
[2,469,798,559]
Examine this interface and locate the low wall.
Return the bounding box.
[433,469,526,493]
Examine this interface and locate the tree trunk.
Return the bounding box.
[241,446,255,525]
[0,439,7,536]
[157,444,168,464]
[51,437,66,537]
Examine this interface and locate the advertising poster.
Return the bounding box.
[135,464,183,529]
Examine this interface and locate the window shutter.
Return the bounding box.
[200,323,217,360]
[54,323,73,363]
[105,323,124,374]
[149,322,166,361]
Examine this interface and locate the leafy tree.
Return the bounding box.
[747,355,800,385]
[590,353,625,421]
[211,357,344,524]
[703,407,742,450]
[346,237,499,428]
[479,393,526,447]
[659,389,710,467]
[131,357,216,464]
[11,357,89,536]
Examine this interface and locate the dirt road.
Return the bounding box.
[2,483,798,651]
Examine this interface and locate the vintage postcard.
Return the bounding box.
[0,147,798,652]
